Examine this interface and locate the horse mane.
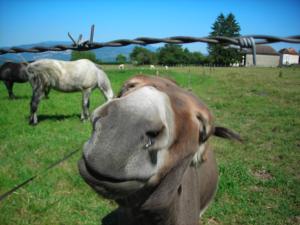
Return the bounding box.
[27,60,61,86]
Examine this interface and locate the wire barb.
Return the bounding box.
[89,24,95,45]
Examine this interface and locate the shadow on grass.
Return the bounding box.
[37,113,81,122]
[102,208,125,225]
[1,95,31,100]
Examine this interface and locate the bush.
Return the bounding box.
[71,50,99,63]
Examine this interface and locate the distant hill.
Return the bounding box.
[0,41,157,63]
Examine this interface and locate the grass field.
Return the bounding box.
[0,66,299,225]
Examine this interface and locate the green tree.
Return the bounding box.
[188,52,206,65]
[130,47,157,65]
[157,44,207,65]
[208,13,242,66]
[157,44,187,65]
[116,54,127,64]
[71,50,98,63]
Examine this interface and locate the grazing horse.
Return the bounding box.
[78,75,241,225]
[0,62,29,99]
[118,64,125,70]
[26,59,113,125]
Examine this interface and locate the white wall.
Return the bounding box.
[280,54,299,65]
[246,54,280,67]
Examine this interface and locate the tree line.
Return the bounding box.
[128,44,210,66]
[71,13,242,66]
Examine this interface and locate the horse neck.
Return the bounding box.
[120,165,202,225]
[19,64,29,79]
[122,201,176,225]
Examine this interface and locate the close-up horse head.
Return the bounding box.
[79,75,241,225]
[1,1,299,224]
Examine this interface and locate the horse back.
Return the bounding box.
[0,62,28,82]
[60,60,99,90]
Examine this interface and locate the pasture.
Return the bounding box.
[0,66,299,224]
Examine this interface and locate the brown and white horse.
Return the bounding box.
[78,75,241,225]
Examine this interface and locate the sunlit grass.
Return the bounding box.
[0,66,299,224]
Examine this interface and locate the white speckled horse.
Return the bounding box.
[26,59,113,125]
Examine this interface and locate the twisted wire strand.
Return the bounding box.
[1,35,299,55]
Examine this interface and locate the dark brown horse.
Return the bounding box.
[0,62,29,99]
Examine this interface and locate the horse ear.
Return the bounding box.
[196,114,213,144]
[213,126,243,142]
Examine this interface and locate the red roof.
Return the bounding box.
[244,45,279,55]
[279,48,298,55]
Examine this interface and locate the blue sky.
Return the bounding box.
[0,0,300,53]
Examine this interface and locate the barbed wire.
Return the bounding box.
[0,147,80,202]
[1,35,300,55]
[0,25,299,55]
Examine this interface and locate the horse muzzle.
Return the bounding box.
[78,158,147,199]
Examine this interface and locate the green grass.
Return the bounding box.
[0,66,299,224]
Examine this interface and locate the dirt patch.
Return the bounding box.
[253,169,273,180]
[249,185,263,192]
[288,216,300,224]
[204,217,220,225]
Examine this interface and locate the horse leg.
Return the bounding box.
[81,89,92,121]
[45,87,51,99]
[4,80,15,99]
[29,86,44,125]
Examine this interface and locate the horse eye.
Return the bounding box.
[92,116,101,130]
[128,83,135,88]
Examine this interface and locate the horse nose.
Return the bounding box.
[91,100,114,124]
[83,139,92,160]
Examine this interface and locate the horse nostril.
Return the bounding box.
[144,137,153,149]
[146,130,160,139]
[144,126,165,149]
[146,125,165,139]
[92,116,102,131]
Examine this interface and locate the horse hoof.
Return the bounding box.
[29,121,38,126]
[81,116,90,122]
[29,117,38,126]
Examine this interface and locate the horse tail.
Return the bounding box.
[94,63,114,100]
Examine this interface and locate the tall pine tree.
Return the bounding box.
[208,13,242,66]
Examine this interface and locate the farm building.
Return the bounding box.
[279,48,299,66]
[242,45,280,67]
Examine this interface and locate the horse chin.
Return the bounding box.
[78,159,146,199]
